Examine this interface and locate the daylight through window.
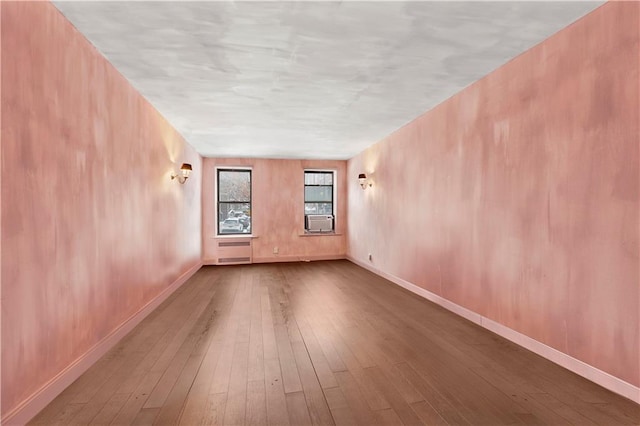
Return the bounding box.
[304,171,334,231]
[217,169,251,235]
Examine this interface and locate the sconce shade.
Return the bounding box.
[181,163,192,176]
[358,173,370,189]
[172,163,193,184]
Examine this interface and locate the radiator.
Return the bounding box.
[306,215,334,232]
[217,239,252,264]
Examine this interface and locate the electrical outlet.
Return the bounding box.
[273,246,279,254]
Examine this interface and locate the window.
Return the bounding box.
[304,171,334,231]
[217,169,251,235]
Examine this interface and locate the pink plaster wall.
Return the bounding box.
[1,2,202,419]
[348,2,639,387]
[0,2,3,417]
[202,158,347,263]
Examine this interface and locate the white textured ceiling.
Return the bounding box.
[53,1,603,159]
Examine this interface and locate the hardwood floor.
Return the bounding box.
[30,261,640,425]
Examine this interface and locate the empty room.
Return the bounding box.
[1,0,639,425]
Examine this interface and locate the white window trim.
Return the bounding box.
[215,166,254,237]
[304,169,337,233]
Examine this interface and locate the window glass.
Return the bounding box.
[218,169,251,234]
[305,173,333,185]
[304,171,334,231]
[304,186,332,202]
[304,202,333,215]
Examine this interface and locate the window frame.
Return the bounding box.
[216,167,252,236]
[304,169,336,232]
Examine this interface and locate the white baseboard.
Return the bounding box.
[347,256,640,404]
[204,255,345,265]
[2,261,203,426]
[251,254,346,264]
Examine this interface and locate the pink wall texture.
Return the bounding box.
[348,2,639,388]
[1,2,202,419]
[202,158,347,263]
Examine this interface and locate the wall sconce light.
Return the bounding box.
[358,173,372,189]
[171,163,193,184]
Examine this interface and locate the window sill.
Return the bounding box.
[299,232,343,237]
[214,234,258,239]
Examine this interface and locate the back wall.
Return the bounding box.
[202,158,347,263]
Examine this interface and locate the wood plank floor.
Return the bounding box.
[30,261,640,425]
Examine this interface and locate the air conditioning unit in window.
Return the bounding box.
[306,215,334,232]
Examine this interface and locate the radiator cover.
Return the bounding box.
[216,238,252,264]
